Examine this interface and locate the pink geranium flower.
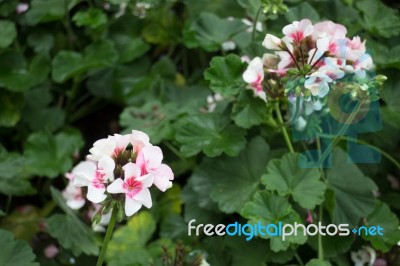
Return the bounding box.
[242,57,267,101]
[107,163,153,216]
[282,19,313,44]
[73,156,115,203]
[136,145,174,192]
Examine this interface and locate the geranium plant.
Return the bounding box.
[0,0,399,265]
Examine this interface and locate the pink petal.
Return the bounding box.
[152,164,174,192]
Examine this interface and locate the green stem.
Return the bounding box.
[318,205,324,261]
[319,134,400,169]
[317,102,361,166]
[275,102,295,153]
[96,207,118,266]
[252,6,263,42]
[294,250,305,266]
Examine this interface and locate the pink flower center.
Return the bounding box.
[123,177,143,198]
[93,171,105,189]
[290,31,304,44]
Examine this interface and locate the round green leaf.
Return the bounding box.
[0,229,38,266]
[175,113,246,157]
[262,153,326,209]
[204,54,247,97]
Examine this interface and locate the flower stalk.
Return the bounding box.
[96,206,118,266]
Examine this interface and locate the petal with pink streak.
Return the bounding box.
[123,162,141,179]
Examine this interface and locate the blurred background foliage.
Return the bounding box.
[0,0,400,265]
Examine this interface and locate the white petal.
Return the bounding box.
[88,138,116,160]
[262,34,281,50]
[123,163,141,179]
[316,37,329,52]
[67,199,85,210]
[133,188,152,208]
[282,23,296,36]
[72,161,96,179]
[243,68,258,83]
[107,178,125,194]
[125,198,142,216]
[87,186,107,203]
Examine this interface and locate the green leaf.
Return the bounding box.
[111,35,150,63]
[262,153,326,209]
[72,8,107,29]
[51,40,118,83]
[24,129,84,178]
[381,73,400,128]
[204,54,246,97]
[0,149,35,196]
[0,20,17,48]
[188,12,247,51]
[241,191,307,252]
[231,90,269,129]
[106,211,156,266]
[47,214,99,256]
[285,2,320,23]
[27,31,55,55]
[0,53,50,92]
[175,113,246,157]
[24,0,80,25]
[0,89,24,127]
[120,101,180,144]
[363,201,400,252]
[238,0,264,20]
[207,137,271,213]
[226,237,268,266]
[0,229,38,266]
[326,149,377,226]
[356,0,400,37]
[182,163,224,223]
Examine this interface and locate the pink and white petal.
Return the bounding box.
[316,37,329,53]
[87,186,107,203]
[88,138,116,160]
[123,162,141,179]
[133,188,152,208]
[142,146,163,170]
[243,68,258,83]
[107,178,126,194]
[112,134,131,150]
[98,155,115,180]
[125,198,142,216]
[72,161,97,180]
[152,164,174,191]
[131,130,150,152]
[282,23,296,36]
[298,19,313,36]
[73,175,91,187]
[137,174,154,188]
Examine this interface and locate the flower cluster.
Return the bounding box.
[62,130,174,217]
[243,19,376,103]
